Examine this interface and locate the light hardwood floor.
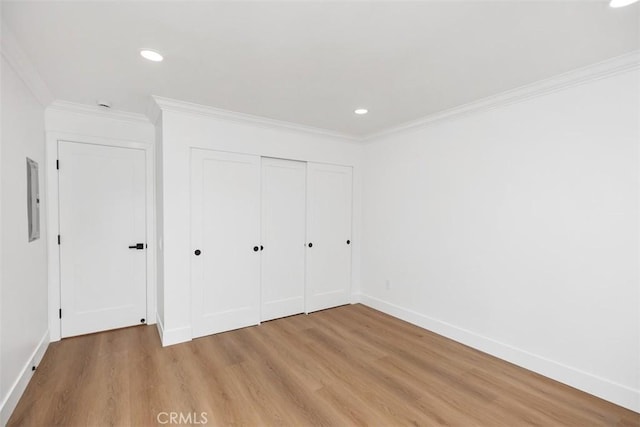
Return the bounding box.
[8,304,639,426]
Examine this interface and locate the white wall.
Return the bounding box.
[44,103,156,342]
[156,104,363,345]
[0,54,49,423]
[361,69,640,411]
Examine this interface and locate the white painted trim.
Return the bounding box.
[155,312,165,344]
[0,330,49,426]
[0,23,54,107]
[0,29,3,426]
[637,81,640,415]
[46,132,156,341]
[1,16,637,146]
[153,51,640,144]
[359,294,639,412]
[160,325,192,347]
[153,51,640,143]
[146,97,162,126]
[48,100,151,125]
[363,50,640,142]
[152,96,360,142]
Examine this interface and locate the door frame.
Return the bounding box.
[46,133,156,341]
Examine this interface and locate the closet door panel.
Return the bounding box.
[191,149,261,338]
[260,158,307,321]
[306,163,353,312]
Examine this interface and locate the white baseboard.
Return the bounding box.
[155,313,165,344]
[0,330,50,425]
[156,315,191,347]
[359,294,639,413]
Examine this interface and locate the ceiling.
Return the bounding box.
[2,1,639,138]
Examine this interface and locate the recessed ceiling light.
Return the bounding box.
[609,0,639,7]
[140,49,163,62]
[354,108,368,115]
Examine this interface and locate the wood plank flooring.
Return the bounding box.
[8,304,639,426]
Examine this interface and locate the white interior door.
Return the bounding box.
[58,141,146,338]
[306,163,353,312]
[260,158,306,321]
[191,149,261,338]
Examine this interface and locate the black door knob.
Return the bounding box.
[260,245,264,251]
[346,240,351,245]
[308,243,313,248]
[194,249,201,256]
[253,246,259,252]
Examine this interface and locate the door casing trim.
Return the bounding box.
[46,132,156,341]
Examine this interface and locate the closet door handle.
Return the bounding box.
[346,240,351,245]
[260,245,264,251]
[194,249,201,256]
[308,242,313,248]
[253,246,259,252]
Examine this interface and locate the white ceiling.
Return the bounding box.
[2,1,639,138]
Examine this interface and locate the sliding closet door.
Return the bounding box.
[306,163,353,313]
[191,149,261,338]
[260,158,307,321]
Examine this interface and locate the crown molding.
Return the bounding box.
[14,39,633,142]
[146,97,162,125]
[363,50,640,142]
[151,95,360,142]
[1,22,54,107]
[47,100,151,124]
[153,50,639,143]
